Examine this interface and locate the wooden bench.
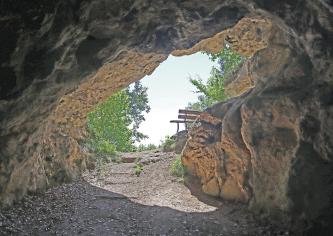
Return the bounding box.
[170,109,203,133]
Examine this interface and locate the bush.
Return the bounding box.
[135,143,158,152]
[170,155,185,178]
[161,135,176,152]
[94,139,116,154]
[134,160,143,176]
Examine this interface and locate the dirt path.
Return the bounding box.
[0,151,288,235]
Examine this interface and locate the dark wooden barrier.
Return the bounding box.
[170,109,202,132]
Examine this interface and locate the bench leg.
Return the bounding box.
[177,123,179,133]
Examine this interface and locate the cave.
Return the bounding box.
[0,0,332,234]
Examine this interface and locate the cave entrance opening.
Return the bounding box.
[82,16,265,214]
[83,43,248,209]
[135,52,217,147]
[84,37,250,162]
[83,51,223,213]
[85,51,217,154]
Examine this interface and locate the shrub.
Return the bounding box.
[135,143,158,152]
[161,135,176,152]
[170,155,185,178]
[134,160,143,176]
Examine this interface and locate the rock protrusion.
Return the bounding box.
[182,111,250,203]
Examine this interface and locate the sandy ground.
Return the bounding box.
[0,150,289,235]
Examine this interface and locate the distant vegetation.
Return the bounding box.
[86,44,244,160]
[86,81,150,156]
[187,44,245,111]
[135,143,158,152]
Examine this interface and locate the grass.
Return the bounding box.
[170,155,186,178]
[134,158,143,177]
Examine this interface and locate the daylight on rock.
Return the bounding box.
[0,1,332,235]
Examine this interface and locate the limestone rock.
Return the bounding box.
[202,177,220,197]
[3,0,246,204]
[0,0,332,234]
[224,60,255,98]
[182,108,250,203]
[180,3,333,233]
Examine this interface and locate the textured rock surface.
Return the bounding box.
[182,103,250,202]
[161,130,188,154]
[173,130,189,154]
[224,60,255,98]
[0,0,332,234]
[181,4,333,233]
[0,0,247,206]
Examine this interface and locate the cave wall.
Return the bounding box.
[181,3,333,232]
[0,0,332,233]
[0,0,248,205]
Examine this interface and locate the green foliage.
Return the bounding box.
[189,67,227,104]
[87,90,134,153]
[87,81,151,156]
[161,135,174,147]
[135,143,158,152]
[205,45,245,76]
[170,155,185,178]
[188,44,245,110]
[160,135,176,152]
[134,161,143,176]
[126,81,151,143]
[85,138,116,155]
[186,95,212,111]
[146,143,158,150]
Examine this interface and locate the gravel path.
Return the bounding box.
[0,151,289,235]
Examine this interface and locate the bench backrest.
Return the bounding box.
[170,109,203,132]
[178,109,202,121]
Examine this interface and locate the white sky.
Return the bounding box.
[136,52,216,146]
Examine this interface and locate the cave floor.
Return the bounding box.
[0,150,288,235]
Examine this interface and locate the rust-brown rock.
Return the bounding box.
[0,0,332,234]
[181,4,333,234]
[1,0,246,206]
[182,104,251,203]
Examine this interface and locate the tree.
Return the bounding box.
[189,67,227,103]
[187,94,215,111]
[87,90,134,153]
[86,81,151,154]
[206,44,244,77]
[188,44,245,110]
[126,81,151,143]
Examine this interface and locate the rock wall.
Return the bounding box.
[0,0,332,233]
[0,0,248,205]
[181,5,333,233]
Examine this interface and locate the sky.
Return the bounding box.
[136,52,216,145]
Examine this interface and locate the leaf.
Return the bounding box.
[189,43,246,110]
